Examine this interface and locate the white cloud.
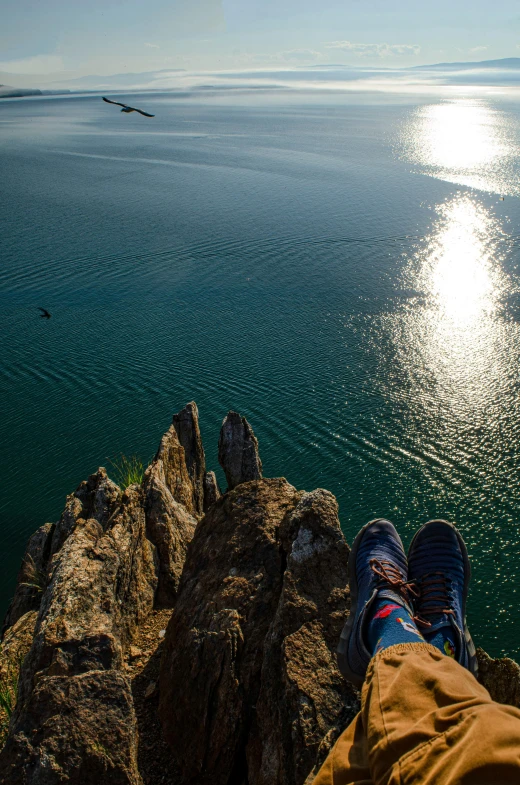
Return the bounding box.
[0,54,64,74]
[144,43,160,49]
[469,46,488,53]
[281,49,321,62]
[325,41,420,58]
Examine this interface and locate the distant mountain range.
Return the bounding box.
[1,58,520,99]
[412,57,520,71]
[0,85,70,98]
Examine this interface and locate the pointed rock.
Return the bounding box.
[218,411,263,491]
[143,425,198,607]
[248,489,358,785]
[173,402,206,516]
[158,479,358,785]
[203,470,221,513]
[50,467,121,559]
[2,523,54,636]
[0,485,156,783]
[147,423,196,515]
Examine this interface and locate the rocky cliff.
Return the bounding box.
[0,402,519,785]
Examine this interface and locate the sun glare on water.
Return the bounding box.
[401,98,519,195]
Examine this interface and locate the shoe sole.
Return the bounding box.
[408,519,478,679]
[337,518,404,689]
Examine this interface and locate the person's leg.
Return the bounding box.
[316,517,520,785]
[363,642,520,784]
[312,713,372,785]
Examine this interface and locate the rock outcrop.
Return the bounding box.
[203,470,221,512]
[2,524,54,635]
[2,402,520,785]
[476,647,520,708]
[172,402,206,516]
[49,467,121,559]
[1,485,156,784]
[143,424,198,607]
[158,479,359,785]
[218,410,263,490]
[0,404,205,784]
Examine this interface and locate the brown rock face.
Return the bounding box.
[158,479,358,785]
[218,411,263,490]
[1,671,140,785]
[146,422,197,516]
[1,485,157,784]
[477,647,520,708]
[173,401,206,516]
[248,489,357,785]
[2,524,54,636]
[143,425,198,608]
[203,470,221,512]
[0,611,38,683]
[50,467,121,558]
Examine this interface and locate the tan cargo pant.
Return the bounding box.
[313,642,520,785]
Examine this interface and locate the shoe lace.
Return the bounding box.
[413,571,454,629]
[369,558,419,606]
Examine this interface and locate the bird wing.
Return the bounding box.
[134,108,155,117]
[102,97,128,109]
[38,307,51,317]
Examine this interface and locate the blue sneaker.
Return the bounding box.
[337,518,417,688]
[407,519,478,677]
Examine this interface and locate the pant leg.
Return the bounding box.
[363,641,520,785]
[312,712,373,785]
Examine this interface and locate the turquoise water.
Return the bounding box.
[2,91,520,658]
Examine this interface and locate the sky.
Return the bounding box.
[1,0,520,80]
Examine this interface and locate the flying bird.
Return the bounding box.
[38,307,51,319]
[102,97,155,117]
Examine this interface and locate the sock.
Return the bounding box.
[422,622,458,660]
[366,591,425,655]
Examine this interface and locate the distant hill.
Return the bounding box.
[0,85,42,98]
[413,57,520,71]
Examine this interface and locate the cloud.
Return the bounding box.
[0,54,64,74]
[325,41,420,58]
[144,43,160,49]
[281,49,321,62]
[469,46,488,53]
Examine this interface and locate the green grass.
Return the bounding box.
[19,554,46,593]
[108,454,146,490]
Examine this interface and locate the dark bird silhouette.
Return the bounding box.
[102,97,155,117]
[38,307,51,319]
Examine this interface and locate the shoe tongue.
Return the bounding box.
[377,588,413,614]
[424,613,453,632]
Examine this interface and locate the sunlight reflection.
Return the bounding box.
[388,194,511,426]
[401,99,517,194]
[419,102,503,171]
[426,196,499,325]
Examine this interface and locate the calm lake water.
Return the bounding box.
[2,90,520,658]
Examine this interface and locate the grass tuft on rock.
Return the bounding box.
[109,454,146,489]
[19,554,47,593]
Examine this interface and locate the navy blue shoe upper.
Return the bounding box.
[407,520,478,676]
[337,519,414,688]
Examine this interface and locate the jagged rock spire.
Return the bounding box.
[203,470,221,512]
[173,401,206,516]
[218,411,263,491]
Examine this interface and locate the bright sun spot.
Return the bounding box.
[427,196,498,324]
